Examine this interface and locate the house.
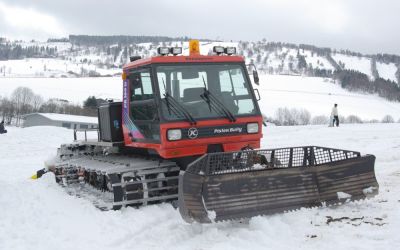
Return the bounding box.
[21,113,98,129]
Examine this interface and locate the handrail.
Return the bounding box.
[73,128,100,142]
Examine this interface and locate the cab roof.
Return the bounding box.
[123,55,245,71]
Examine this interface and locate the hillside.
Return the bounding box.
[1,37,399,86]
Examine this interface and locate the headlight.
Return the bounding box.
[247,123,259,133]
[167,129,182,141]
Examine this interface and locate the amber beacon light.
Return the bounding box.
[189,40,200,55]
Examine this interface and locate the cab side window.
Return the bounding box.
[131,72,154,101]
[129,69,160,141]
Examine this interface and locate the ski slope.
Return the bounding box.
[1,75,399,120]
[332,54,372,78]
[376,62,398,84]
[1,124,399,250]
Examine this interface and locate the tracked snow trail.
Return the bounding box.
[0,124,400,250]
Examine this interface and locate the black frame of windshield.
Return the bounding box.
[130,62,262,124]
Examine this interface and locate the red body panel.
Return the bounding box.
[123,116,263,159]
[123,55,245,71]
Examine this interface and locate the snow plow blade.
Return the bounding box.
[178,146,379,223]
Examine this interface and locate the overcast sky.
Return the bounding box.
[0,0,399,55]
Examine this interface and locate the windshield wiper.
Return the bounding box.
[164,92,197,125]
[200,77,236,122]
[161,78,196,125]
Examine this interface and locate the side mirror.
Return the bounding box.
[254,88,261,101]
[253,70,259,85]
[130,73,141,88]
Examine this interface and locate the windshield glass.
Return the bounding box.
[156,64,257,121]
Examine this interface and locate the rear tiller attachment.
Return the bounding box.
[178,146,379,223]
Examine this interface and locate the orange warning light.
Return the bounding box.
[122,72,127,80]
[189,40,200,55]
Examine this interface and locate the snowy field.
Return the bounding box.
[1,74,400,120]
[0,77,122,104]
[258,75,400,120]
[0,58,121,78]
[1,124,399,250]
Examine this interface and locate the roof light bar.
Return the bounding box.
[213,46,224,55]
[225,47,236,55]
[171,47,182,55]
[157,47,170,56]
[213,46,237,55]
[157,47,182,56]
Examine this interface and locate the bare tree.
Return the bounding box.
[295,109,311,125]
[274,107,311,126]
[346,115,363,124]
[311,115,329,125]
[382,115,394,123]
[11,87,35,125]
[32,94,44,112]
[0,97,15,124]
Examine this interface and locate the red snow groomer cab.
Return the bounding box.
[48,40,379,223]
[121,40,263,160]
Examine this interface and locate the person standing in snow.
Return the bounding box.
[331,104,339,127]
[0,120,7,134]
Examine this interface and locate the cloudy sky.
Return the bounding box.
[0,0,399,55]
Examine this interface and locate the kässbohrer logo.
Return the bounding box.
[188,127,199,139]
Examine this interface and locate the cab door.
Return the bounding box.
[128,68,160,142]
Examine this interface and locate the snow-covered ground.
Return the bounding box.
[1,74,399,120]
[0,58,121,78]
[300,50,335,71]
[0,77,121,104]
[332,54,373,78]
[258,75,400,120]
[1,124,399,250]
[376,62,398,84]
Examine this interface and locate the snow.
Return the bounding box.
[0,58,120,77]
[257,74,400,121]
[300,50,335,71]
[1,39,395,84]
[376,62,398,84]
[0,77,122,104]
[1,74,399,120]
[337,192,352,199]
[1,123,400,250]
[332,54,372,78]
[30,113,98,124]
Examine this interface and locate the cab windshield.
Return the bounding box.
[156,64,257,121]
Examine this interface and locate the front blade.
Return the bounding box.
[179,147,379,223]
